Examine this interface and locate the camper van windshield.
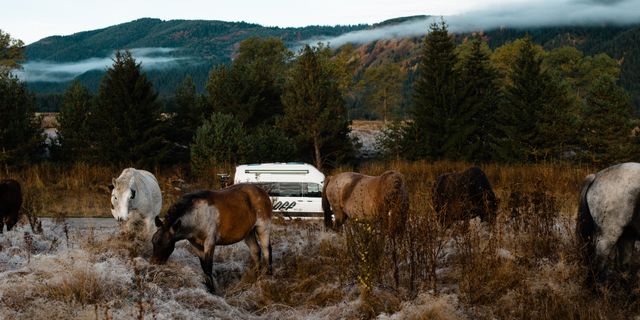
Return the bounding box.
[257,182,322,198]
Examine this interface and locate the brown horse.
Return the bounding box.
[322,170,409,236]
[150,183,272,293]
[0,179,22,233]
[432,167,498,226]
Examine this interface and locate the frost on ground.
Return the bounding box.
[0,217,462,320]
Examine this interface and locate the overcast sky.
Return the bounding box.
[2,0,640,45]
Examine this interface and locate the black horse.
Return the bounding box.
[0,179,22,233]
[432,167,498,225]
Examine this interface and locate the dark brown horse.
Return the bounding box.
[0,179,22,233]
[432,167,498,225]
[322,170,409,236]
[150,184,272,293]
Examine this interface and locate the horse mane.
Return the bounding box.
[115,168,135,184]
[165,190,211,227]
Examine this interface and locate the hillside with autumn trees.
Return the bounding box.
[19,17,640,116]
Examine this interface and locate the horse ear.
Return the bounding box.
[154,216,163,228]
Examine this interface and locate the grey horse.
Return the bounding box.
[577,162,640,282]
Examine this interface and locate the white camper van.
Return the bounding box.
[234,163,325,217]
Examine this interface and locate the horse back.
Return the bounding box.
[336,172,374,218]
[133,169,162,214]
[433,167,496,222]
[210,184,271,244]
[330,171,405,219]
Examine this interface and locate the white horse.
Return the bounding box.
[577,162,640,281]
[109,168,162,239]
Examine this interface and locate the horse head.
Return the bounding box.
[150,216,181,264]
[381,171,409,237]
[110,173,138,222]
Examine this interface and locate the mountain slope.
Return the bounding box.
[23,17,640,112]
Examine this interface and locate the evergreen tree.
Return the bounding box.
[170,75,205,161]
[0,73,42,166]
[410,20,463,160]
[206,37,290,127]
[190,113,246,175]
[580,75,634,165]
[456,35,506,162]
[503,36,575,161]
[280,45,355,169]
[244,125,297,164]
[56,81,93,161]
[91,50,168,166]
[0,29,24,73]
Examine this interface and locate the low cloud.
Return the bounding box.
[16,48,188,82]
[306,0,640,48]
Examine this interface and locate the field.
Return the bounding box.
[1,161,640,319]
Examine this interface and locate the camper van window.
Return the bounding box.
[303,183,322,198]
[278,183,303,197]
[254,182,322,198]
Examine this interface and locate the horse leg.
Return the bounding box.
[243,228,261,268]
[200,242,218,294]
[391,238,399,288]
[255,222,272,275]
[616,227,640,277]
[595,226,625,280]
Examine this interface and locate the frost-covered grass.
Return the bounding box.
[3,161,640,319]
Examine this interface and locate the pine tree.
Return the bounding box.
[190,113,246,175]
[410,20,463,160]
[456,35,505,162]
[503,36,574,161]
[280,45,355,169]
[206,37,290,127]
[0,29,24,72]
[91,50,168,166]
[57,81,93,161]
[0,73,42,166]
[580,75,634,165]
[170,75,204,161]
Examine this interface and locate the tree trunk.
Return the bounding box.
[383,88,388,124]
[313,135,322,170]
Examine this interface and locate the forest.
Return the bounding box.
[2,19,637,172]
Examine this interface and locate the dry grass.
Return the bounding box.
[1,162,233,218]
[4,160,640,319]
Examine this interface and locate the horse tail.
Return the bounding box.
[576,173,597,265]
[322,176,334,230]
[268,239,273,274]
